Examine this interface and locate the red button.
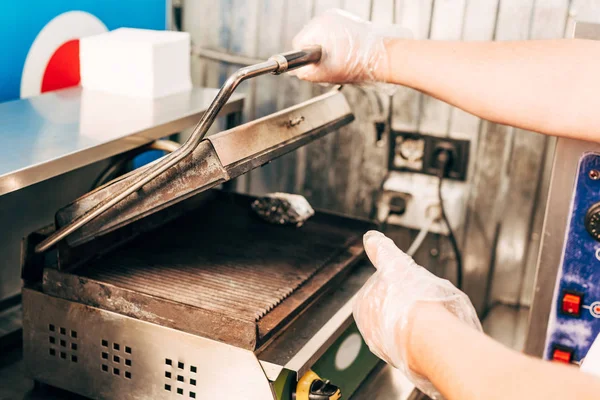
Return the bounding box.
[552,348,573,364]
[562,293,582,316]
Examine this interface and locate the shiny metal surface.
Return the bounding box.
[36,47,322,253]
[49,90,352,251]
[43,191,367,350]
[259,262,373,378]
[351,363,416,400]
[22,287,275,400]
[524,20,600,357]
[286,299,354,378]
[0,86,243,197]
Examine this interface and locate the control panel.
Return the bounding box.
[544,153,600,364]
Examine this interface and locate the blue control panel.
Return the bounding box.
[544,153,600,364]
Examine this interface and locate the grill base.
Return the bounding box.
[42,191,371,350]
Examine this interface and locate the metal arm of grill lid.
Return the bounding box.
[35,46,322,253]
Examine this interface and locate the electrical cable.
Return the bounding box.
[436,150,464,290]
[407,212,437,257]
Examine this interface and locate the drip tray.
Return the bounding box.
[42,191,371,350]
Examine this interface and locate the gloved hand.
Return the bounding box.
[353,230,482,399]
[291,9,412,84]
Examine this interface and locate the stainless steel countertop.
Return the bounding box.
[0,87,244,196]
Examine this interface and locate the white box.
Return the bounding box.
[80,28,192,99]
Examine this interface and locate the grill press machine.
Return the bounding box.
[21,48,381,399]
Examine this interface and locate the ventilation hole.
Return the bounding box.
[125,359,131,367]
[113,343,120,351]
[102,340,108,347]
[190,392,196,399]
[71,355,78,363]
[125,371,131,379]
[165,371,172,378]
[190,379,196,386]
[113,368,120,376]
[190,365,197,373]
[125,346,132,354]
[49,348,56,356]
[178,362,184,369]
[177,388,183,395]
[70,330,77,339]
[113,355,120,363]
[60,352,66,359]
[177,375,184,383]
[166,358,172,366]
[71,343,77,351]
[49,324,55,332]
[60,339,66,347]
[49,337,55,344]
[102,352,108,360]
[165,384,171,391]
[60,327,66,335]
[102,364,108,372]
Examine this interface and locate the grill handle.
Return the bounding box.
[35,46,323,253]
[270,46,322,74]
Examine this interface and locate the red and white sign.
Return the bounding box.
[20,11,108,98]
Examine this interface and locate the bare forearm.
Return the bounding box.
[380,39,600,142]
[408,304,600,399]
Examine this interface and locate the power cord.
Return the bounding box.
[406,213,437,257]
[436,149,464,290]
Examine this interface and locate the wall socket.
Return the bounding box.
[378,172,467,236]
[379,131,470,236]
[389,131,470,181]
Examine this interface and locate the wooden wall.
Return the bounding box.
[183,0,600,314]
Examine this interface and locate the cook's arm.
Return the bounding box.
[355,231,600,400]
[293,9,600,142]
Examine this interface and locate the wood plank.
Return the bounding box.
[226,0,260,192]
[342,0,371,16]
[276,0,315,194]
[449,0,499,137]
[322,1,374,216]
[569,0,600,32]
[301,0,344,211]
[248,0,287,194]
[182,0,224,88]
[449,0,499,299]
[450,0,504,311]
[391,0,434,131]
[517,0,570,305]
[228,0,260,122]
[351,0,395,217]
[415,0,468,285]
[489,0,556,306]
[520,137,556,306]
[418,0,467,137]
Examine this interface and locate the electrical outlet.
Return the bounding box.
[389,131,469,181]
[378,171,468,236]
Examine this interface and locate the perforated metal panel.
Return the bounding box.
[23,288,275,400]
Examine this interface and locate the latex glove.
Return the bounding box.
[353,230,482,399]
[291,9,412,84]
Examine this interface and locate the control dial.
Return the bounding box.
[585,202,600,241]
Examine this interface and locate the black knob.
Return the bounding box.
[585,202,600,241]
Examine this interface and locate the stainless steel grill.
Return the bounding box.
[42,191,369,350]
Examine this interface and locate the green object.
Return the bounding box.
[273,323,379,399]
[273,368,296,400]
[312,323,379,398]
